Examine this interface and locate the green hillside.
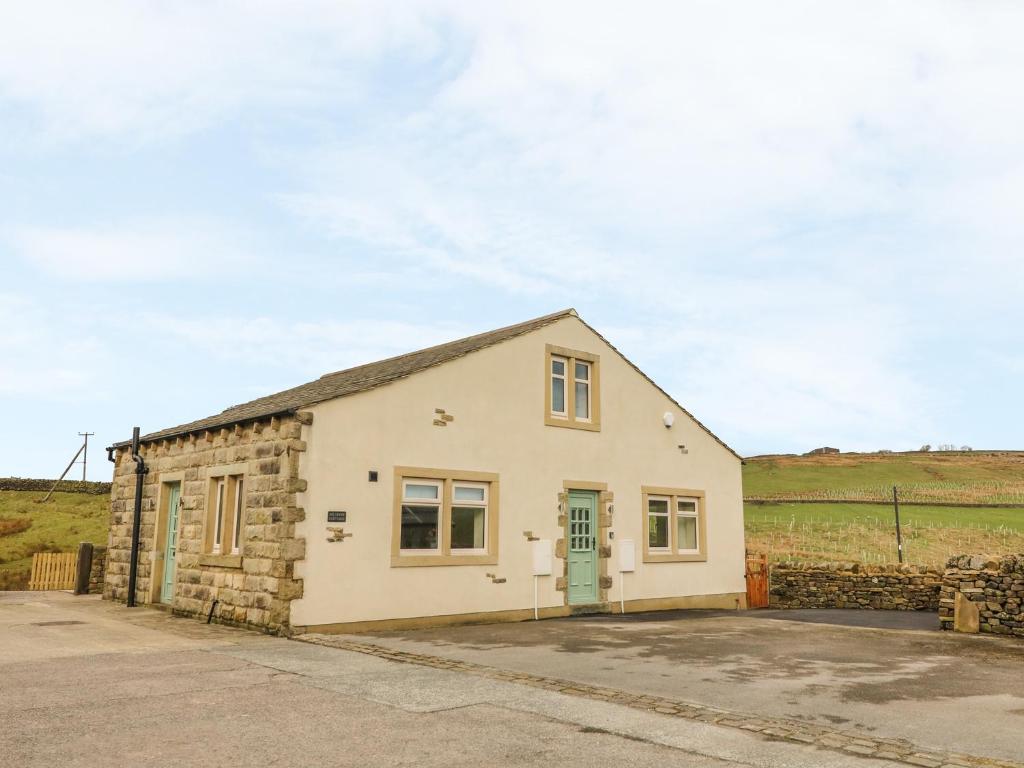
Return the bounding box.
[0,490,109,590]
[743,451,1024,504]
[743,452,1024,565]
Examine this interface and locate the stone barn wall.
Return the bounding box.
[104,414,309,634]
[939,554,1024,637]
[769,561,942,611]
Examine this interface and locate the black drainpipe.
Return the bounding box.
[126,426,147,608]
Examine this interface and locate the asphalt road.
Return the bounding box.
[0,592,904,768]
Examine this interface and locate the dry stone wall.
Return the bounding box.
[88,545,107,594]
[104,414,308,634]
[0,477,112,494]
[940,554,1024,637]
[769,561,942,610]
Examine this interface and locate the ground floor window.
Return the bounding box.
[206,468,246,556]
[641,486,707,563]
[393,468,499,566]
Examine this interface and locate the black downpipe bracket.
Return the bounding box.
[126,426,148,608]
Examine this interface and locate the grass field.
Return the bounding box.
[0,490,108,589]
[745,502,1024,566]
[743,452,1024,565]
[744,451,1024,504]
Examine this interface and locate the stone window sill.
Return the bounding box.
[198,553,243,569]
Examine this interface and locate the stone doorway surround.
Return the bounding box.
[555,480,613,612]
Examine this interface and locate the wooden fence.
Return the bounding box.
[28,552,78,590]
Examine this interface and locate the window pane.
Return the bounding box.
[648,498,669,515]
[404,483,439,500]
[214,481,225,549]
[453,485,485,502]
[232,478,243,552]
[677,515,698,551]
[648,514,668,548]
[552,377,565,413]
[451,506,485,549]
[400,505,439,549]
[575,381,589,418]
[551,358,565,376]
[678,499,697,513]
[575,361,589,381]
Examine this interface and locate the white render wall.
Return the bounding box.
[290,316,744,628]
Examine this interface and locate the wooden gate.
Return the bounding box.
[28,552,78,590]
[745,553,770,608]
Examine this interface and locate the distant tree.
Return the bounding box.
[919,444,931,452]
[961,445,973,451]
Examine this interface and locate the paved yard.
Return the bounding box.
[2,594,1022,768]
[322,608,1024,766]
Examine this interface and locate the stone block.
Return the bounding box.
[954,592,980,633]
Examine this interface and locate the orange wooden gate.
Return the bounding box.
[745,553,770,608]
[28,552,78,590]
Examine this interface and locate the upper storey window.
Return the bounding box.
[545,344,600,431]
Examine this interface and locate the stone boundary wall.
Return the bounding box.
[940,554,1024,637]
[769,561,942,611]
[88,545,107,594]
[105,414,308,634]
[0,477,112,494]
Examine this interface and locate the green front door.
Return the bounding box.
[161,484,181,604]
[567,490,598,605]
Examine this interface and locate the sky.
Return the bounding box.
[1,1,1022,480]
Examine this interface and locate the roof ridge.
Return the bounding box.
[110,306,739,461]
[315,308,576,382]
[114,308,577,446]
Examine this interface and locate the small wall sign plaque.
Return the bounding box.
[327,511,347,523]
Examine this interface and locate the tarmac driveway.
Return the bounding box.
[3,593,1023,767]
[340,608,1024,764]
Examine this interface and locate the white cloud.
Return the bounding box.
[603,272,937,454]
[269,2,1024,300]
[262,2,1024,452]
[2,2,1021,454]
[11,219,255,281]
[143,312,473,382]
[0,0,442,143]
[0,294,107,397]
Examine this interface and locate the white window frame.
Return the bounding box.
[550,355,568,417]
[399,478,443,555]
[212,478,226,554]
[676,497,700,554]
[647,495,671,552]
[450,481,489,555]
[573,359,592,421]
[231,477,244,555]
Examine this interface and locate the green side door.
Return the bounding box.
[567,490,599,605]
[161,484,181,604]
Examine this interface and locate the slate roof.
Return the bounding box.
[115,309,576,446]
[114,308,739,460]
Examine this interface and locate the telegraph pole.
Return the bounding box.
[78,432,94,481]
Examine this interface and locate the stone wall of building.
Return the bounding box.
[104,414,309,634]
[939,554,1024,637]
[769,561,942,611]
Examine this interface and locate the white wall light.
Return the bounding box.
[662,411,675,428]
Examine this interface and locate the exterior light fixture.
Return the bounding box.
[663,412,675,428]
